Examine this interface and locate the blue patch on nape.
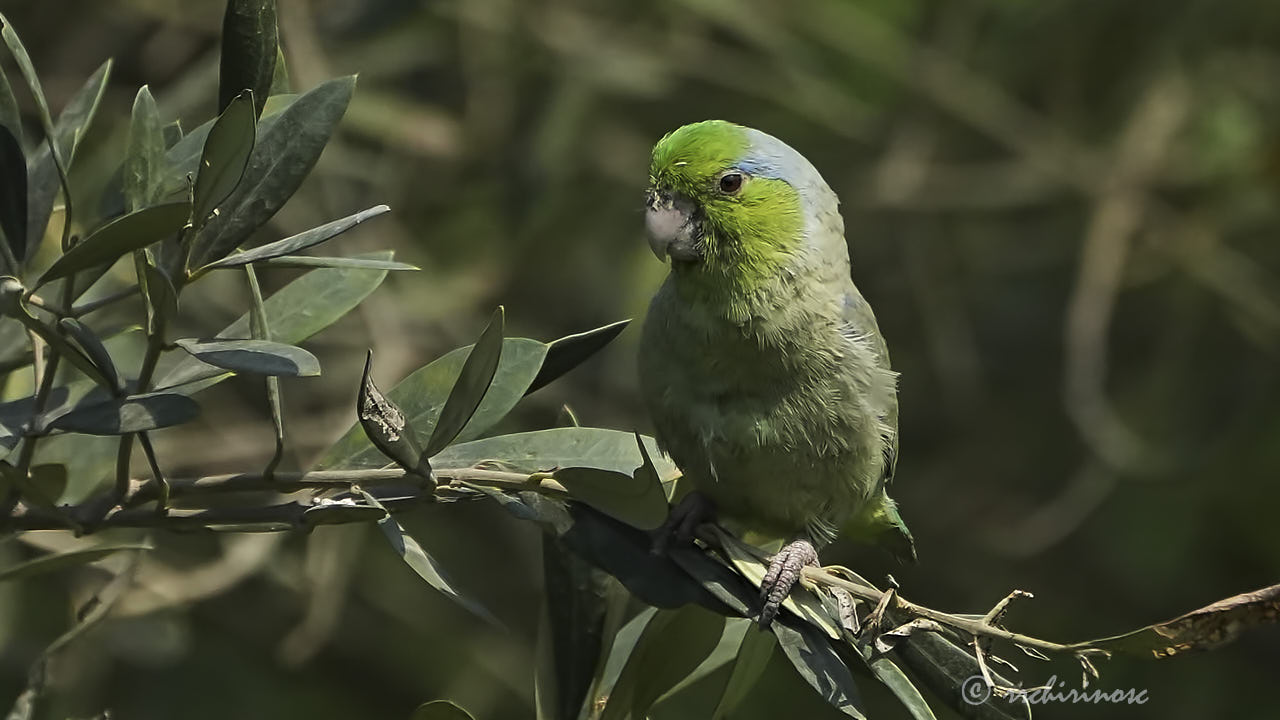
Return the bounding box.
[736,128,821,185]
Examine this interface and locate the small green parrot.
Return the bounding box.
[640,120,915,626]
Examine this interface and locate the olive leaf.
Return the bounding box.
[599,604,726,720]
[47,392,200,435]
[422,307,506,457]
[197,204,390,272]
[0,124,24,270]
[355,488,499,626]
[174,338,320,377]
[192,89,256,226]
[190,75,356,267]
[124,85,166,211]
[219,0,278,118]
[38,202,190,285]
[157,251,394,390]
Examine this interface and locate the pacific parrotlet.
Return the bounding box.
[639,120,915,626]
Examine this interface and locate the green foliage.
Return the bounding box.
[2,3,1279,720]
[219,0,278,119]
[37,202,190,285]
[191,89,256,228]
[189,76,356,268]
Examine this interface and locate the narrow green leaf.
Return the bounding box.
[123,86,166,211]
[245,264,284,474]
[667,546,758,618]
[19,57,111,257]
[410,701,476,720]
[198,204,391,271]
[553,467,669,531]
[599,605,725,720]
[894,631,1030,720]
[162,120,183,149]
[355,489,499,626]
[0,460,59,510]
[29,427,117,505]
[537,537,611,720]
[0,543,152,583]
[47,392,200,435]
[357,351,429,476]
[156,251,392,390]
[0,57,22,147]
[1,12,69,257]
[161,94,296,198]
[588,606,660,715]
[0,63,21,270]
[433,428,680,481]
[254,255,417,271]
[477,491,719,611]
[191,76,356,267]
[772,617,866,719]
[0,13,55,141]
[865,655,937,720]
[423,306,505,457]
[269,44,290,95]
[711,626,778,719]
[315,337,548,471]
[174,338,319,377]
[57,318,121,392]
[219,0,278,118]
[0,414,21,454]
[192,90,256,225]
[1,388,72,453]
[0,125,24,270]
[8,302,114,390]
[655,618,751,704]
[140,259,178,338]
[38,202,190,285]
[527,319,630,396]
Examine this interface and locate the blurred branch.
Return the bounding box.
[1064,73,1189,473]
[2,467,568,532]
[277,524,364,666]
[980,459,1117,557]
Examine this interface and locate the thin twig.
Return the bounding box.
[71,284,140,318]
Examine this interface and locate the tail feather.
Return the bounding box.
[845,490,917,564]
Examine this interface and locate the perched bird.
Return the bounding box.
[639,120,914,626]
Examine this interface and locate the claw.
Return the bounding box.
[652,490,715,555]
[759,539,819,628]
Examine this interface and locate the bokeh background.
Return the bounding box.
[1,0,1278,718]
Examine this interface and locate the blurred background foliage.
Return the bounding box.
[1,0,1278,718]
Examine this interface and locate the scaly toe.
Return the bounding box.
[759,539,819,628]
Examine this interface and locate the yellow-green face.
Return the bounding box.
[646,120,805,288]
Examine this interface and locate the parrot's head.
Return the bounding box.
[645,120,840,289]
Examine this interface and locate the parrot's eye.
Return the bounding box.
[719,173,744,194]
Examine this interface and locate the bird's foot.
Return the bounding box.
[759,538,819,628]
[652,490,716,555]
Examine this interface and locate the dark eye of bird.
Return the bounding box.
[719,173,743,194]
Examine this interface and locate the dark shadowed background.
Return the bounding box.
[1,0,1278,718]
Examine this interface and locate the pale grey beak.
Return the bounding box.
[645,189,703,263]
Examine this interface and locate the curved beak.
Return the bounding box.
[645,189,702,263]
